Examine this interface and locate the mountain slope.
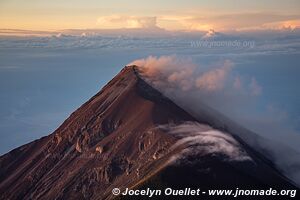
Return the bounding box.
[0,66,297,200]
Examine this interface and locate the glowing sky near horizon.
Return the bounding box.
[0,0,300,31]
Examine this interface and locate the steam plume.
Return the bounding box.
[129,55,300,186]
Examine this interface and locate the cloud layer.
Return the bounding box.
[94,13,300,31]
[178,13,300,31]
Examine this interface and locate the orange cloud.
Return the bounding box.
[97,15,158,29]
[159,13,300,31]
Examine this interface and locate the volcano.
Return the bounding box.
[0,66,298,199]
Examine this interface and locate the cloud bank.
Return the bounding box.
[95,13,300,31]
[179,13,300,31]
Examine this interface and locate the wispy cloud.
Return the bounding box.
[158,122,252,164]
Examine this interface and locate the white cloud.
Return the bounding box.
[158,122,252,164]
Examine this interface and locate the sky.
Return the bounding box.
[0,0,300,31]
[0,0,300,184]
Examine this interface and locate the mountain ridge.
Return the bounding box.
[0,65,298,200]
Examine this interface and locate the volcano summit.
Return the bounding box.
[0,66,298,199]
